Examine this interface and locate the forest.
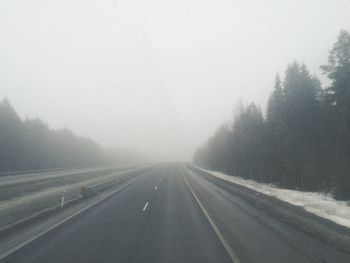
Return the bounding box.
[0,98,105,173]
[194,30,350,200]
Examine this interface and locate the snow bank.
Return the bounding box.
[198,167,350,229]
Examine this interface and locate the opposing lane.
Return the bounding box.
[0,165,151,229]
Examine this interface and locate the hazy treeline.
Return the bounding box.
[194,31,350,200]
[0,99,105,172]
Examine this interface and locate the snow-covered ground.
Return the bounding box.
[198,167,350,229]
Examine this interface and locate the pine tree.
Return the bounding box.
[321,30,350,199]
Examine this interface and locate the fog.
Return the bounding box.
[0,0,349,161]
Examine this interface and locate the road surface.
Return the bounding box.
[1,163,349,263]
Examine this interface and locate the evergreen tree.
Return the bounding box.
[321,30,350,199]
[194,31,350,200]
[0,99,104,172]
[266,74,288,186]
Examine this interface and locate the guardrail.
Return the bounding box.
[80,171,141,197]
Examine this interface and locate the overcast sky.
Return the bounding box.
[0,0,349,161]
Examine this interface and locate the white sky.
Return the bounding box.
[0,0,349,161]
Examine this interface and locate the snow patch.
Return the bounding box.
[198,167,350,229]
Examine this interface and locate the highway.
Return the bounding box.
[1,163,350,263]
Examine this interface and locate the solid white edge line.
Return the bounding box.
[0,176,141,261]
[142,202,149,211]
[181,172,242,263]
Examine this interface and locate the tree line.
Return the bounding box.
[0,98,105,173]
[194,30,350,200]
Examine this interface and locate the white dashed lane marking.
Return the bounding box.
[142,202,149,211]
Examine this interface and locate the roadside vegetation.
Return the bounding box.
[194,30,350,200]
[0,99,104,172]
